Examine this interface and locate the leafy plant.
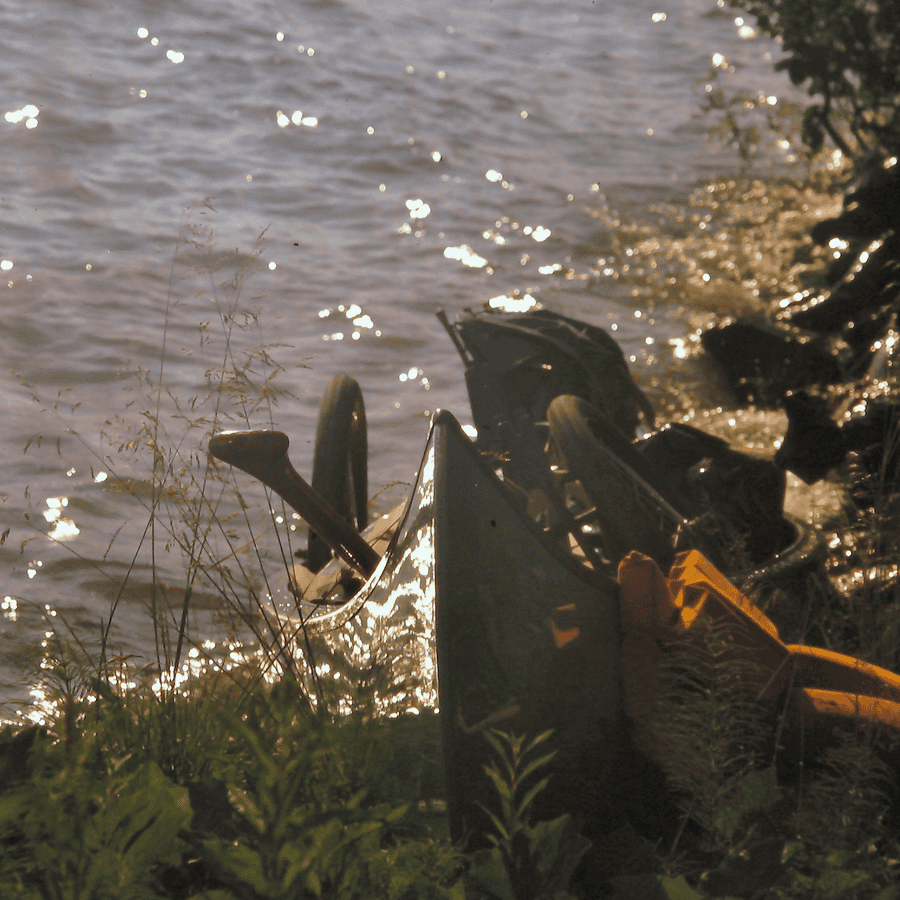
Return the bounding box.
[729,0,900,163]
[0,730,191,900]
[467,730,591,900]
[195,680,461,900]
[0,670,463,899]
[768,736,900,899]
[648,618,774,854]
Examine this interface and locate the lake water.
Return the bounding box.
[0,0,836,709]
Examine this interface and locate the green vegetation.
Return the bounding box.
[644,618,900,899]
[6,607,900,898]
[0,673,461,899]
[729,0,900,164]
[467,731,590,900]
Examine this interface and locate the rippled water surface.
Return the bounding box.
[0,0,833,707]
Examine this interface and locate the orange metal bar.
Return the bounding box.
[784,645,900,704]
[617,550,900,764]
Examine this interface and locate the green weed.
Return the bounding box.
[467,730,591,900]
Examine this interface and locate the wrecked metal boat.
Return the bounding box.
[208,306,900,849]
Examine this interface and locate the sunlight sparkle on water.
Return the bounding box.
[4,104,39,128]
[43,497,80,541]
[279,110,318,128]
[734,17,757,38]
[406,198,431,219]
[399,367,425,383]
[319,303,379,338]
[444,245,487,268]
[488,293,538,313]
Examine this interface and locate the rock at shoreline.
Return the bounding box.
[775,389,900,491]
[774,391,846,484]
[636,422,790,565]
[777,232,900,344]
[700,317,851,403]
[810,164,900,245]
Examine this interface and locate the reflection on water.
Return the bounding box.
[4,104,39,128]
[7,430,443,726]
[443,245,488,269]
[43,497,79,542]
[298,440,438,715]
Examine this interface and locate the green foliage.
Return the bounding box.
[764,738,900,899]
[652,619,774,852]
[730,0,900,162]
[0,729,191,899]
[467,730,591,900]
[618,612,900,900]
[195,686,460,900]
[0,685,462,900]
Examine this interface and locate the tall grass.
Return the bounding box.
[0,220,467,899]
[11,216,327,722]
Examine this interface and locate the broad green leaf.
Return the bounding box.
[385,802,409,823]
[0,789,30,826]
[660,874,705,900]
[88,761,191,873]
[467,847,517,900]
[483,764,513,801]
[815,868,871,897]
[874,887,900,900]
[712,767,781,843]
[534,814,591,890]
[202,837,270,894]
[524,730,554,752]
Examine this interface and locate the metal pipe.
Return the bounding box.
[208,430,381,577]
